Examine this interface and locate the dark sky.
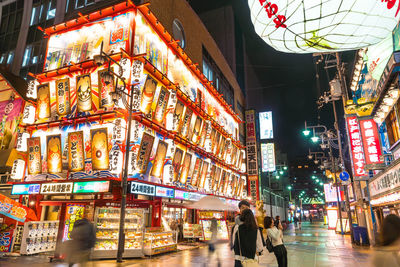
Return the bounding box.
[190,0,338,161]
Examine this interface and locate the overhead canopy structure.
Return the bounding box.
[187,195,238,211]
[248,0,400,53]
[0,65,28,101]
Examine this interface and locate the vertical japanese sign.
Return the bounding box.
[55,78,71,115]
[76,74,92,112]
[68,131,85,172]
[154,86,169,123]
[36,84,51,119]
[179,153,192,185]
[359,119,383,166]
[261,143,276,172]
[27,137,41,175]
[246,110,259,201]
[140,76,157,116]
[91,128,109,170]
[0,229,14,252]
[346,116,366,177]
[191,157,202,187]
[47,135,62,174]
[150,140,168,178]
[98,69,114,109]
[63,204,84,241]
[136,132,155,174]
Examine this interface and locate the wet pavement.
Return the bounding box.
[1,222,373,267]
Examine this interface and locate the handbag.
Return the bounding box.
[265,234,274,253]
[237,226,260,267]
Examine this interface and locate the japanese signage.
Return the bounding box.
[248,175,259,202]
[347,116,366,177]
[47,135,62,174]
[11,184,41,195]
[174,190,189,200]
[259,111,273,139]
[63,204,84,241]
[155,186,174,198]
[0,229,14,252]
[369,162,400,198]
[27,137,41,175]
[179,153,192,185]
[324,184,342,202]
[90,128,109,170]
[10,159,25,180]
[359,119,383,166]
[180,108,193,138]
[261,143,275,172]
[98,69,114,109]
[55,78,71,115]
[130,181,155,196]
[136,132,155,174]
[68,131,85,172]
[154,86,169,123]
[36,83,50,119]
[112,118,126,142]
[40,182,73,194]
[0,194,37,222]
[140,76,158,115]
[248,0,400,53]
[73,181,110,193]
[76,74,92,112]
[16,132,29,152]
[246,110,258,176]
[199,161,209,189]
[172,148,184,182]
[150,141,168,178]
[191,157,202,186]
[22,105,35,124]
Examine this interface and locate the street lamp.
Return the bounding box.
[303,129,311,136]
[311,136,320,143]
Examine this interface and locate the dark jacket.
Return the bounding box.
[232,224,263,259]
[70,218,96,250]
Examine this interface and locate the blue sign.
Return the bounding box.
[339,171,350,182]
[155,186,174,198]
[11,184,40,195]
[130,181,155,196]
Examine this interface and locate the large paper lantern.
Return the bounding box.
[248,0,400,53]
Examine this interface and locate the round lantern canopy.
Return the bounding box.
[248,0,400,53]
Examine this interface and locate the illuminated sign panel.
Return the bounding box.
[130,181,155,196]
[359,119,383,166]
[174,190,189,200]
[324,184,342,202]
[73,181,110,193]
[259,111,273,139]
[155,186,174,198]
[261,143,275,172]
[248,0,400,53]
[347,116,366,177]
[11,184,40,195]
[245,110,259,201]
[40,182,73,194]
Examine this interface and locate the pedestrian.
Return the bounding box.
[207,217,220,266]
[232,209,264,267]
[230,200,250,249]
[309,215,313,223]
[298,216,302,230]
[274,216,281,228]
[177,218,184,242]
[371,214,400,267]
[65,215,96,267]
[265,216,287,267]
[293,216,298,228]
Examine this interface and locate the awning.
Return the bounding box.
[0,64,28,102]
[0,193,38,222]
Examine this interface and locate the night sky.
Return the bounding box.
[190,0,339,161]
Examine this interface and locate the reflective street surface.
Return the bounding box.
[1,222,372,267]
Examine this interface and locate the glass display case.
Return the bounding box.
[92,207,144,258]
[143,229,177,256]
[20,221,59,255]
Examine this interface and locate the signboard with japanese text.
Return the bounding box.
[68,131,85,172]
[136,132,155,174]
[55,78,71,115]
[324,184,342,202]
[347,116,366,177]
[76,74,92,112]
[0,194,37,222]
[47,135,62,174]
[11,184,40,195]
[40,182,73,194]
[246,110,258,201]
[259,111,273,139]
[261,143,275,172]
[130,181,155,196]
[369,162,400,198]
[359,119,384,167]
[0,230,14,252]
[90,128,109,170]
[155,186,174,198]
[73,181,110,193]
[27,137,41,175]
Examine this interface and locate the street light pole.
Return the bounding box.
[329,143,344,235]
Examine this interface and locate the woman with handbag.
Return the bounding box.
[265,216,287,267]
[232,209,264,267]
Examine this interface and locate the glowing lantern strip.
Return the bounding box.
[248,0,400,53]
[350,49,366,92]
[374,86,400,124]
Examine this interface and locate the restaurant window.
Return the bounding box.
[385,109,400,146]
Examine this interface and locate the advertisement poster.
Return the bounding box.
[150,140,168,178]
[208,165,216,191]
[90,128,109,170]
[136,132,155,174]
[36,83,51,119]
[199,161,209,189]
[172,148,184,182]
[179,153,192,185]
[346,116,366,177]
[172,100,185,131]
[259,111,273,139]
[219,170,227,192]
[191,157,202,187]
[98,69,114,109]
[76,74,92,112]
[154,86,169,123]
[140,76,158,115]
[180,108,193,138]
[27,137,41,175]
[213,167,222,191]
[359,119,383,166]
[213,132,221,155]
[68,131,85,172]
[191,116,203,143]
[47,135,62,174]
[0,229,14,252]
[63,204,85,241]
[0,193,37,222]
[55,78,71,115]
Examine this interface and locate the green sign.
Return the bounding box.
[73,181,110,193]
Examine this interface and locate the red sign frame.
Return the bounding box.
[346,116,366,177]
[359,119,383,165]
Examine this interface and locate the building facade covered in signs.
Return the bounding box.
[1,0,250,258]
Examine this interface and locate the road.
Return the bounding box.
[1,222,372,267]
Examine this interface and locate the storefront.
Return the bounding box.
[7,2,246,259]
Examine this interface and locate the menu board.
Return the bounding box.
[183,224,204,239]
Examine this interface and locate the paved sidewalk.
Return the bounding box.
[1,222,373,267]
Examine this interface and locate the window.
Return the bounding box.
[7,51,14,65]
[0,54,5,64]
[172,19,186,49]
[47,0,56,20]
[22,46,32,67]
[30,5,40,26]
[74,0,95,10]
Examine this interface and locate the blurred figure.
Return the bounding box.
[207,217,220,266]
[177,218,184,242]
[66,216,95,267]
[371,214,400,267]
[265,216,287,267]
[309,215,313,223]
[293,216,299,228]
[274,216,281,228]
[298,216,302,230]
[232,209,263,267]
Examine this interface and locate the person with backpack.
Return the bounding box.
[265,216,287,267]
[232,209,264,267]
